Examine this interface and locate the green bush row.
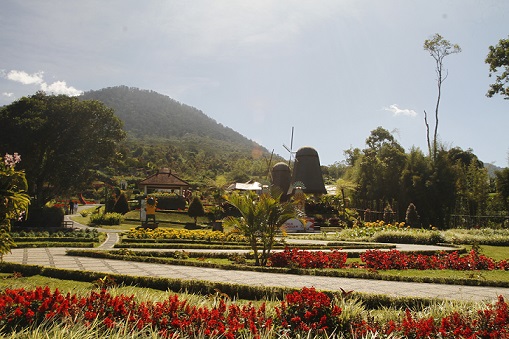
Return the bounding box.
[12,229,99,238]
[371,230,445,245]
[0,261,441,311]
[114,243,252,250]
[14,242,97,248]
[120,238,248,245]
[13,237,98,243]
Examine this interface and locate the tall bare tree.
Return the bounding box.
[423,33,461,162]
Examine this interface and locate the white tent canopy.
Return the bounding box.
[226,180,262,191]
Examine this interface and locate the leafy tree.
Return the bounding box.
[0,92,126,208]
[353,127,406,212]
[452,151,489,219]
[486,36,509,99]
[423,33,461,161]
[188,196,205,225]
[0,153,30,259]
[223,191,296,266]
[496,168,509,211]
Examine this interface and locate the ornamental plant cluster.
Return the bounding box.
[2,286,509,338]
[268,248,509,271]
[269,248,348,269]
[126,228,247,242]
[360,249,509,271]
[0,286,333,337]
[350,295,509,338]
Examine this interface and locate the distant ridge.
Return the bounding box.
[80,86,266,153]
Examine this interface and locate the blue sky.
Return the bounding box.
[1,1,508,167]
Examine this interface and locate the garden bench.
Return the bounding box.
[61,220,74,228]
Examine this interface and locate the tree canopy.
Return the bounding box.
[0,92,126,207]
[486,36,509,100]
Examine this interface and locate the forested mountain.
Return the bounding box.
[81,86,261,151]
[80,86,280,186]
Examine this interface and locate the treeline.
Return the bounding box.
[333,127,508,229]
[108,136,280,187]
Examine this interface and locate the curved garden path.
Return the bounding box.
[3,209,508,302]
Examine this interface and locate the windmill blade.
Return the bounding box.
[265,149,274,181]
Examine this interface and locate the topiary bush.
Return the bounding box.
[113,193,130,215]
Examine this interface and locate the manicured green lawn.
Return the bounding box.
[73,208,210,230]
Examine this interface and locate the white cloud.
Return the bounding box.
[383,104,417,117]
[6,70,44,85]
[2,92,14,98]
[3,69,83,96]
[40,81,83,96]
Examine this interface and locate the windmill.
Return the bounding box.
[282,126,295,168]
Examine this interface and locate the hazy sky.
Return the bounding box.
[1,1,508,167]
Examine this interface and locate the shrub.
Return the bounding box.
[89,213,123,226]
[23,206,64,228]
[372,229,445,245]
[275,287,342,334]
[269,248,348,269]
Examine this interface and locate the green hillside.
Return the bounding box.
[80,86,281,186]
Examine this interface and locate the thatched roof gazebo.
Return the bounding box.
[138,168,190,195]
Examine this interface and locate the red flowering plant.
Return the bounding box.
[360,249,506,271]
[268,247,348,269]
[275,287,342,335]
[0,286,274,338]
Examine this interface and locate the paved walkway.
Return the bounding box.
[4,211,509,303]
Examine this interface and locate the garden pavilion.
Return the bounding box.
[138,168,190,195]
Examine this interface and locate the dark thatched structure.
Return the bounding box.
[287,146,327,195]
[271,162,291,201]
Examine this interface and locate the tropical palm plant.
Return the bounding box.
[223,190,296,266]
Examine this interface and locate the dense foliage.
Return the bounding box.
[0,92,125,207]
[341,127,500,229]
[223,191,296,266]
[486,35,509,99]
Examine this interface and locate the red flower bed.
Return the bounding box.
[360,249,509,271]
[2,286,509,337]
[269,248,348,269]
[351,295,509,338]
[275,287,342,334]
[0,287,272,338]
